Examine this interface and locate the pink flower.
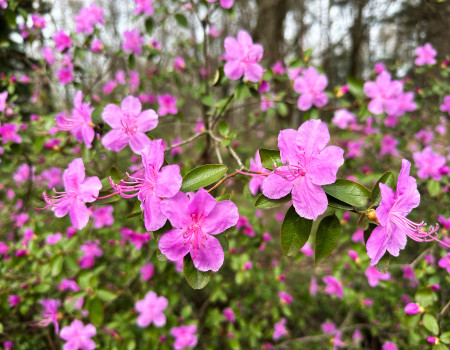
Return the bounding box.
[8,295,20,307]
[122,29,144,55]
[53,30,72,52]
[404,303,421,315]
[45,233,63,245]
[0,241,9,255]
[413,146,447,180]
[427,337,439,345]
[438,215,450,229]
[159,188,239,272]
[79,241,102,269]
[31,14,46,29]
[332,109,356,129]
[60,320,96,350]
[414,43,437,66]
[209,25,221,38]
[120,228,151,250]
[140,263,155,281]
[223,308,235,322]
[13,163,34,183]
[223,30,264,82]
[293,67,328,111]
[174,57,186,72]
[273,318,288,340]
[310,277,319,296]
[363,72,403,115]
[261,119,344,220]
[365,266,390,287]
[75,4,104,34]
[323,276,343,298]
[135,291,168,327]
[380,134,399,157]
[57,67,74,85]
[90,39,104,53]
[3,341,13,350]
[0,0,7,9]
[0,91,7,111]
[157,94,178,116]
[135,0,155,16]
[300,242,314,256]
[386,92,417,117]
[207,0,234,9]
[39,299,61,334]
[278,291,293,304]
[111,140,182,231]
[374,62,386,74]
[40,167,63,188]
[271,61,285,75]
[55,91,95,148]
[321,322,336,334]
[440,96,450,114]
[438,253,450,273]
[366,159,444,266]
[0,123,22,144]
[58,279,80,292]
[171,325,198,350]
[41,158,102,230]
[248,150,270,195]
[102,80,117,95]
[102,95,158,154]
[91,205,114,229]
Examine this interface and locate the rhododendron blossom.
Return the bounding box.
[41,158,102,230]
[38,299,61,334]
[122,29,144,55]
[171,325,198,350]
[159,188,239,271]
[0,123,22,144]
[365,266,390,287]
[363,72,403,115]
[207,0,234,9]
[134,0,155,16]
[223,30,264,82]
[53,30,72,52]
[157,94,178,116]
[262,119,344,220]
[414,43,437,66]
[366,159,446,266]
[323,276,343,298]
[60,320,96,350]
[101,95,158,154]
[440,95,450,114]
[111,139,182,231]
[293,66,328,111]
[273,318,288,340]
[55,91,95,148]
[135,291,168,327]
[413,146,447,180]
[248,150,271,195]
[75,3,104,34]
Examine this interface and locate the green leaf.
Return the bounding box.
[433,344,449,350]
[183,255,211,289]
[374,253,390,274]
[326,195,354,210]
[357,213,369,230]
[215,194,231,202]
[322,179,371,208]
[371,171,395,206]
[218,120,230,137]
[347,76,365,100]
[174,14,188,28]
[423,314,439,335]
[110,166,121,183]
[255,193,291,209]
[127,200,142,218]
[415,288,436,308]
[215,233,229,252]
[181,164,228,192]
[152,221,171,241]
[96,289,117,302]
[315,214,341,263]
[440,332,450,344]
[201,94,215,107]
[427,180,441,197]
[5,9,16,26]
[280,206,313,256]
[89,298,104,327]
[51,255,63,277]
[276,102,288,116]
[145,17,154,35]
[235,83,251,100]
[259,149,282,170]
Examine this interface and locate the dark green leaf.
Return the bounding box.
[174,14,188,28]
[315,214,341,263]
[357,213,369,230]
[280,206,313,256]
[89,298,104,327]
[322,179,371,208]
[259,149,282,170]
[371,171,395,206]
[51,255,63,277]
[374,253,390,274]
[215,194,231,202]
[255,193,291,209]
[326,195,354,210]
[145,18,154,35]
[235,83,251,100]
[347,76,365,100]
[152,221,171,241]
[181,164,228,192]
[127,200,142,218]
[183,255,211,289]
[97,289,117,302]
[423,314,439,335]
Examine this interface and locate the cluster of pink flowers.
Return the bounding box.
[293,66,328,111]
[75,3,104,34]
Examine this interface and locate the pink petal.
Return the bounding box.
[102,104,123,128]
[161,192,191,228]
[224,60,244,80]
[121,95,142,116]
[375,183,395,226]
[159,228,190,261]
[366,225,388,266]
[69,200,90,230]
[363,81,378,98]
[308,145,344,185]
[291,176,327,220]
[224,37,240,59]
[297,119,330,157]
[129,132,151,154]
[278,129,299,164]
[81,125,95,148]
[53,198,72,218]
[83,324,97,337]
[152,312,166,327]
[141,139,164,170]
[79,176,102,203]
[368,98,384,115]
[313,92,328,108]
[154,165,182,198]
[386,223,407,257]
[64,158,85,191]
[188,188,217,217]
[261,173,293,199]
[143,194,166,232]
[101,129,129,152]
[192,236,224,272]
[136,313,151,327]
[244,63,263,82]
[237,30,253,47]
[297,94,313,111]
[136,109,158,132]
[201,200,239,235]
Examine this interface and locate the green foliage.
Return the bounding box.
[180,164,228,192]
[280,206,313,256]
[315,214,341,263]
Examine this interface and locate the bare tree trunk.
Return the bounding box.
[349,0,368,77]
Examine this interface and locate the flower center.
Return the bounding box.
[275,161,307,181]
[183,214,207,259]
[121,116,138,136]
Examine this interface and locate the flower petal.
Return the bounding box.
[159,228,190,261]
[143,194,166,232]
[308,145,344,185]
[188,188,217,217]
[386,223,407,257]
[291,176,327,220]
[192,236,224,272]
[136,109,158,132]
[141,139,164,170]
[161,192,191,228]
[375,183,395,226]
[366,224,388,266]
[297,119,330,157]
[129,132,151,155]
[154,164,182,198]
[121,95,142,116]
[278,129,299,164]
[261,173,293,199]
[63,158,85,191]
[244,63,263,82]
[202,200,239,235]
[69,200,90,230]
[102,104,123,128]
[101,129,128,152]
[224,60,244,80]
[79,176,102,203]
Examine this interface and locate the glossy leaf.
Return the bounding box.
[374,253,390,274]
[371,171,395,206]
[180,164,228,192]
[89,298,104,327]
[280,206,313,256]
[259,148,282,170]
[255,193,291,209]
[315,214,341,263]
[423,314,439,335]
[183,255,211,289]
[323,179,371,208]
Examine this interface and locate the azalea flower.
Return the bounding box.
[293,67,328,110]
[122,29,143,55]
[248,150,271,195]
[171,325,198,350]
[261,119,344,220]
[91,205,114,229]
[75,3,104,34]
[323,276,343,298]
[41,158,102,230]
[157,94,178,116]
[413,146,447,181]
[0,123,22,144]
[38,299,61,334]
[135,0,154,16]
[135,291,168,327]
[140,263,154,281]
[332,109,356,129]
[223,308,235,322]
[365,266,390,287]
[363,72,403,115]
[223,30,264,82]
[53,30,72,51]
[414,43,437,66]
[440,95,450,114]
[0,91,7,111]
[60,320,96,350]
[110,139,182,231]
[102,95,158,154]
[366,159,446,266]
[273,318,288,340]
[206,0,234,9]
[159,188,239,271]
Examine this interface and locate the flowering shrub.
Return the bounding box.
[0,1,449,349]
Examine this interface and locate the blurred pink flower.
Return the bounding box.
[414,43,437,66]
[171,325,198,350]
[122,29,143,55]
[157,94,178,116]
[135,291,168,327]
[60,320,96,350]
[293,67,328,111]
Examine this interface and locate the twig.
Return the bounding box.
[207,171,238,193]
[440,300,450,317]
[164,132,206,151]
